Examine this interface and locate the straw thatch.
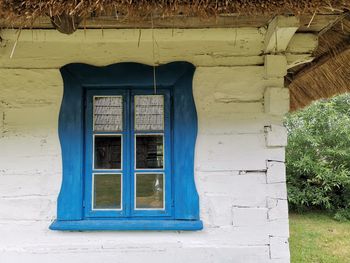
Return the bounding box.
[289,14,350,111]
[1,0,349,23]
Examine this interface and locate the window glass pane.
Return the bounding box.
[94,96,123,131]
[136,173,164,209]
[135,95,164,131]
[136,135,163,169]
[93,174,121,209]
[94,136,122,169]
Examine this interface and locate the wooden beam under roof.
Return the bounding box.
[0,28,317,69]
[0,14,343,32]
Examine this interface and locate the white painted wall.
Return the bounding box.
[0,28,293,263]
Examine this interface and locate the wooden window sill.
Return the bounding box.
[50,219,203,231]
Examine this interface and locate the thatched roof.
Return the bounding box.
[1,0,349,22]
[289,14,350,111]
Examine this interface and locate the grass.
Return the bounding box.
[289,212,350,263]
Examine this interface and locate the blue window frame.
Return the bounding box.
[50,62,203,231]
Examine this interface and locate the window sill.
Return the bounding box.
[50,219,203,231]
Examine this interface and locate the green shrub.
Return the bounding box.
[285,94,350,219]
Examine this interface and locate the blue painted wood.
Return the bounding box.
[173,66,200,220]
[53,62,201,230]
[64,62,190,87]
[57,68,84,220]
[50,219,203,231]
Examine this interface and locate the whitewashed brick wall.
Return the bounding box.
[0,29,291,263]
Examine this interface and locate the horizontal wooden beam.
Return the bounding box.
[0,29,317,69]
[0,14,342,32]
[285,32,318,68]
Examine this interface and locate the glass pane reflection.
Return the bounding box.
[136,135,163,169]
[135,95,164,131]
[136,173,164,209]
[94,135,122,169]
[93,174,121,209]
[94,96,123,132]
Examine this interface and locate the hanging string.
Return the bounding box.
[151,13,157,95]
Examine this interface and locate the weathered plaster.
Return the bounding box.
[0,66,290,262]
[0,27,302,262]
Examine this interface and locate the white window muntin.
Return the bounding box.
[93,134,123,171]
[134,133,165,171]
[91,172,123,211]
[134,172,165,211]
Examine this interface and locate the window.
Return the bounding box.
[50,62,202,231]
[85,91,171,218]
